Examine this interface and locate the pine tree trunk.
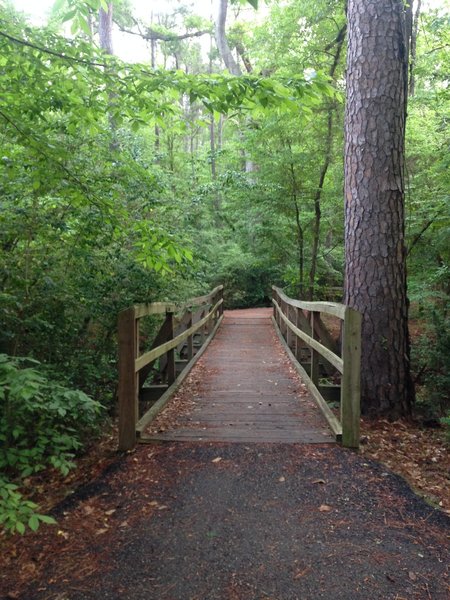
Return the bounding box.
[344,0,414,418]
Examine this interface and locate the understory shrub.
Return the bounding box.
[0,354,103,533]
[411,297,450,419]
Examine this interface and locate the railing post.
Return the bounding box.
[280,299,286,340]
[166,309,176,386]
[341,307,362,448]
[187,309,194,360]
[219,286,224,317]
[118,307,138,451]
[286,305,293,349]
[272,287,276,320]
[295,307,301,362]
[310,311,319,387]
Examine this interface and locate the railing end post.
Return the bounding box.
[341,307,362,449]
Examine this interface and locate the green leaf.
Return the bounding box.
[38,514,57,525]
[15,521,25,535]
[28,514,39,532]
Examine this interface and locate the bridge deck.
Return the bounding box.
[144,308,334,443]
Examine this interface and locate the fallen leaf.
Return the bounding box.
[312,479,326,485]
[105,509,116,516]
[293,567,311,579]
[318,504,332,512]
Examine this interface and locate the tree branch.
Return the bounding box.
[114,20,210,43]
[407,209,446,256]
[0,29,107,67]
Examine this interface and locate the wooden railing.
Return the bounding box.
[118,285,224,450]
[272,286,361,448]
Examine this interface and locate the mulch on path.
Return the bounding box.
[1,442,448,600]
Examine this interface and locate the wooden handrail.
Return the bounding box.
[134,298,223,372]
[118,285,224,451]
[273,299,344,372]
[271,286,361,448]
[272,286,346,319]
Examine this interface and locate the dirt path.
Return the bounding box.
[2,443,448,600]
[145,308,334,443]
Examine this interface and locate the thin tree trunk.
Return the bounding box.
[215,0,255,173]
[287,141,304,298]
[215,0,241,76]
[150,26,160,155]
[344,0,414,418]
[307,24,345,300]
[409,0,421,96]
[99,3,118,151]
[99,4,113,54]
[308,110,333,300]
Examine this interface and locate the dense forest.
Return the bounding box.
[0,0,448,533]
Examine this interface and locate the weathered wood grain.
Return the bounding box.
[145,308,335,444]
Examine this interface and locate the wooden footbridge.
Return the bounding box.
[118,286,361,451]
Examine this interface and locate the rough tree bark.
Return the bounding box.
[344,0,414,417]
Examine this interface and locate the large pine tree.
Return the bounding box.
[344,0,415,417]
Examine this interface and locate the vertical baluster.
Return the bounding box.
[310,311,319,388]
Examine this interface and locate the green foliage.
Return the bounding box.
[0,354,102,478]
[213,245,280,308]
[411,298,450,418]
[0,477,56,535]
[0,354,101,533]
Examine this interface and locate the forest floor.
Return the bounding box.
[0,409,449,598]
[0,440,449,599]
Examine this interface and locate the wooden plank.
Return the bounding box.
[340,307,361,448]
[271,316,342,440]
[139,384,168,403]
[273,299,343,373]
[141,430,334,444]
[136,315,224,434]
[118,307,138,451]
[134,302,177,319]
[138,315,173,390]
[180,285,224,309]
[134,298,223,372]
[314,314,339,355]
[134,286,223,320]
[272,286,346,319]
